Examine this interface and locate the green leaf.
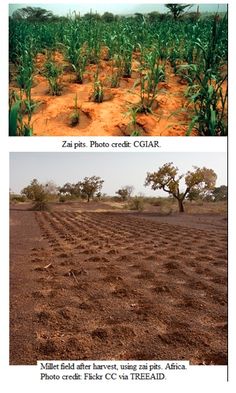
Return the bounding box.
[9,101,21,136]
[209,109,216,136]
[186,115,199,136]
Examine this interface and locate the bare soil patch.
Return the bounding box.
[10,204,227,364]
[10,56,195,136]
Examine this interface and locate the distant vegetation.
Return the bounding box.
[10,165,227,213]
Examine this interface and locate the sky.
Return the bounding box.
[9,3,228,17]
[10,152,227,196]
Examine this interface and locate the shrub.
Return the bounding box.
[129,196,144,211]
[59,195,66,203]
[32,188,50,210]
[10,194,26,203]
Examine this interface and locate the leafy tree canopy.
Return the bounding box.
[21,178,49,210]
[145,162,217,212]
[78,176,104,202]
[212,185,227,201]
[12,7,55,21]
[58,182,81,197]
[116,185,134,201]
[165,4,192,20]
[102,12,116,23]
[147,11,160,23]
[21,178,45,200]
[83,12,101,21]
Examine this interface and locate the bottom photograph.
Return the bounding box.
[9,152,227,365]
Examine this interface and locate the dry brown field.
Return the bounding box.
[10,201,227,365]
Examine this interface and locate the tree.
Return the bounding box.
[165,4,192,20]
[147,11,160,23]
[12,7,55,21]
[102,12,115,23]
[116,185,134,201]
[134,13,146,23]
[78,176,104,202]
[21,178,49,210]
[187,188,201,202]
[58,182,81,198]
[83,12,101,21]
[21,178,44,200]
[212,185,227,201]
[145,162,217,213]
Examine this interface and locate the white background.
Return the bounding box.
[1,1,235,392]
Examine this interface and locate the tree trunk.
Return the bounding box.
[178,198,184,213]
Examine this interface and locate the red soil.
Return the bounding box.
[10,203,227,365]
[10,52,196,136]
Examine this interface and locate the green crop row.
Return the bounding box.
[9,13,228,136]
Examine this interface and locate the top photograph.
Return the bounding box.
[9,3,228,137]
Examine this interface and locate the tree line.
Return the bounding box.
[12,164,227,212]
[11,4,199,23]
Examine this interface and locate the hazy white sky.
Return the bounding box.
[10,152,227,196]
[9,3,227,16]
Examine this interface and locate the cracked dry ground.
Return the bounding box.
[10,209,227,365]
